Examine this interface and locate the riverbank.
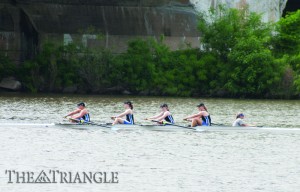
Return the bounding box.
[1,9,300,99]
[1,87,299,100]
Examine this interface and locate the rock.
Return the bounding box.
[190,0,288,22]
[139,90,150,96]
[63,85,77,93]
[106,86,125,93]
[214,89,228,97]
[0,77,22,91]
[122,90,132,95]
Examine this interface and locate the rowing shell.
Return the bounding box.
[1,122,299,133]
[56,122,198,131]
[54,122,291,132]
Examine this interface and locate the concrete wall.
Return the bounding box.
[0,3,22,64]
[0,0,200,64]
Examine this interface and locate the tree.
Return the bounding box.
[0,54,15,79]
[197,5,280,97]
[227,36,280,96]
[273,10,300,56]
[272,10,300,96]
[198,6,272,62]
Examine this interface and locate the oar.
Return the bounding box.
[151,120,195,130]
[183,119,218,127]
[68,118,112,128]
[85,121,112,128]
[211,123,225,126]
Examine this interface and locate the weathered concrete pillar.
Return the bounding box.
[0,2,22,64]
[1,0,200,63]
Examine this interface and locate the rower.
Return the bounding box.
[111,101,134,125]
[64,102,90,123]
[232,113,255,127]
[183,103,211,127]
[145,103,175,125]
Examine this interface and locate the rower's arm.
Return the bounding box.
[115,109,131,118]
[156,111,170,122]
[146,112,164,120]
[66,109,81,117]
[184,112,201,120]
[72,109,87,119]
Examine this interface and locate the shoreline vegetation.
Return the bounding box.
[1,7,300,99]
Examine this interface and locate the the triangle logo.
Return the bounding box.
[34,170,51,183]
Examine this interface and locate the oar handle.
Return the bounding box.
[68,117,79,122]
[67,118,111,128]
[211,123,224,126]
[151,120,195,129]
[151,120,171,125]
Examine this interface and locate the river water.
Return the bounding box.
[0,93,300,192]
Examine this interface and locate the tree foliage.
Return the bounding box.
[198,5,281,97]
[0,53,15,79]
[272,10,300,96]
[273,10,300,56]
[1,6,300,98]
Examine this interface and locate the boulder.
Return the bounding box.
[63,85,77,93]
[139,90,150,96]
[190,0,288,22]
[122,90,132,95]
[0,77,22,91]
[106,86,125,93]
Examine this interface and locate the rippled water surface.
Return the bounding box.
[0,93,300,192]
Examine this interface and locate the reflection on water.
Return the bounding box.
[0,93,299,128]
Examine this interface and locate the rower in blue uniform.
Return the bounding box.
[201,115,210,126]
[125,113,134,124]
[183,103,211,127]
[64,102,90,123]
[146,103,175,125]
[111,101,134,125]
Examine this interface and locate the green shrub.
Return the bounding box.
[227,36,281,96]
[272,10,300,56]
[78,49,115,92]
[19,43,80,92]
[197,5,282,97]
[0,53,16,79]
[117,39,156,93]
